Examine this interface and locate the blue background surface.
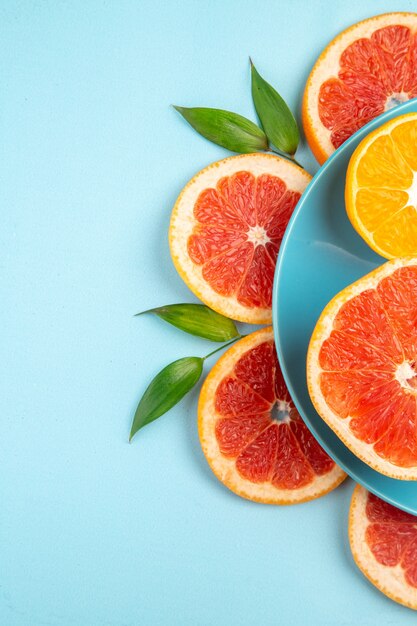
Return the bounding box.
[2,1,417,624]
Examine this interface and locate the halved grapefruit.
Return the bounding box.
[169,154,311,324]
[199,327,346,504]
[307,257,417,480]
[350,484,417,610]
[303,12,417,164]
[346,112,417,259]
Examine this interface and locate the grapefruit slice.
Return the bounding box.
[302,13,417,164]
[198,327,346,504]
[307,257,417,480]
[349,484,417,610]
[169,154,311,324]
[346,112,417,259]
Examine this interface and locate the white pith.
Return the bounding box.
[199,328,346,505]
[384,92,410,111]
[246,224,270,247]
[273,399,291,424]
[304,13,417,161]
[407,172,417,209]
[307,257,417,480]
[349,485,417,609]
[396,361,417,391]
[170,154,311,324]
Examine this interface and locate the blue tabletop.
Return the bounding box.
[2,1,417,625]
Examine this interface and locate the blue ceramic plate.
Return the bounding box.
[273,98,417,514]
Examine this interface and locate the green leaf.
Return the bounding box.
[129,357,203,441]
[250,60,299,156]
[174,106,268,154]
[137,303,240,342]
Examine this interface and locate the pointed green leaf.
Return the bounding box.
[129,357,203,441]
[250,61,299,156]
[174,106,268,154]
[137,303,240,342]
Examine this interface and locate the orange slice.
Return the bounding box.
[307,257,417,480]
[349,484,417,610]
[198,327,345,504]
[346,112,417,259]
[303,13,417,164]
[169,154,311,324]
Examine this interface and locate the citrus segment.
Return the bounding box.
[318,330,393,371]
[331,288,403,359]
[237,245,275,308]
[349,484,417,609]
[188,226,248,264]
[348,390,415,458]
[355,134,412,189]
[169,154,311,324]
[233,340,275,402]
[256,174,286,223]
[235,425,280,484]
[269,425,314,489]
[216,171,257,226]
[319,370,394,419]
[215,414,270,457]
[289,418,335,475]
[355,188,408,232]
[307,257,417,480]
[193,187,246,228]
[199,327,346,504]
[302,13,417,163]
[215,377,270,418]
[372,205,417,257]
[391,120,417,169]
[201,243,253,297]
[346,112,417,259]
[377,264,417,359]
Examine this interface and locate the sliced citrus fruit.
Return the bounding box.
[198,327,346,504]
[307,257,417,480]
[303,12,417,164]
[349,484,417,610]
[169,154,311,324]
[346,112,417,259]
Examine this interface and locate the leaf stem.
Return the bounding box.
[289,155,304,168]
[203,336,244,361]
[267,147,304,169]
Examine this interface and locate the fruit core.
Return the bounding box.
[271,399,292,423]
[384,92,409,112]
[396,361,417,392]
[246,224,270,247]
[407,172,417,208]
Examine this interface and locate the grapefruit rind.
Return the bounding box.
[169,154,311,324]
[307,257,417,481]
[199,327,346,504]
[345,112,417,260]
[349,484,417,610]
[302,12,417,164]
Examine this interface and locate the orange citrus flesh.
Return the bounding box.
[350,484,417,610]
[346,112,417,259]
[302,13,417,163]
[199,327,346,504]
[169,154,311,324]
[307,257,417,480]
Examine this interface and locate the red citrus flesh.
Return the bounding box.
[318,265,417,468]
[365,492,417,588]
[215,339,335,488]
[187,172,300,309]
[319,24,417,150]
